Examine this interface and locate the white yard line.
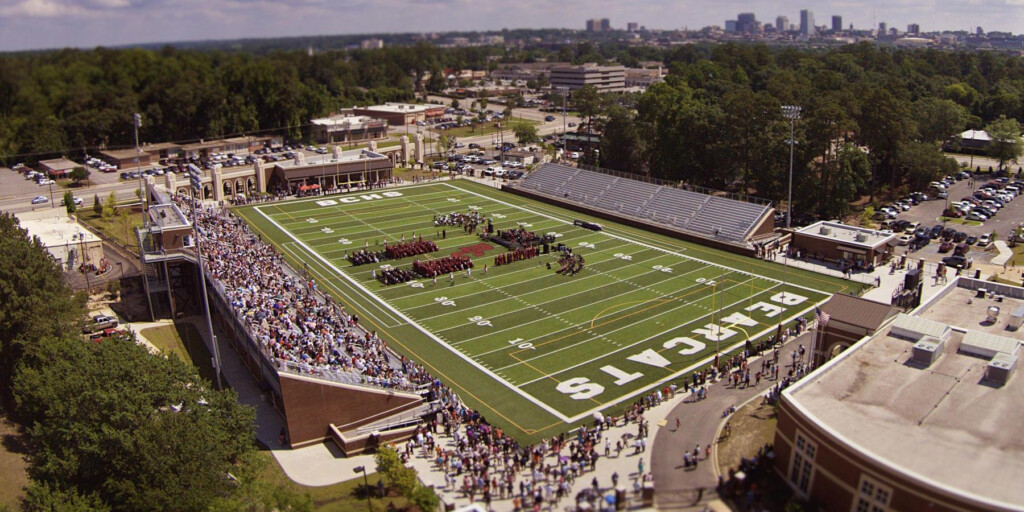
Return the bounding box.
[254,201,575,423]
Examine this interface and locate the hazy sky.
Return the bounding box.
[0,0,1019,52]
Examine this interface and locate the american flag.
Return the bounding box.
[815,306,830,327]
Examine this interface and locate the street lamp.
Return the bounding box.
[781,105,802,229]
[353,466,372,512]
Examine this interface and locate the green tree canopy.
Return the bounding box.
[986,115,1023,170]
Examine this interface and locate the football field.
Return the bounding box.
[235,180,860,442]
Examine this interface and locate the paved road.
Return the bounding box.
[650,328,815,510]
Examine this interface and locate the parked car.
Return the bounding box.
[965,235,978,245]
[31,195,48,205]
[941,255,971,269]
[37,178,55,185]
[82,314,118,334]
[468,143,481,149]
[897,234,912,246]
[954,243,970,256]
[929,225,943,239]
[938,241,954,253]
[978,233,992,246]
[60,196,83,206]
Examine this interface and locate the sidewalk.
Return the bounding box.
[650,331,813,510]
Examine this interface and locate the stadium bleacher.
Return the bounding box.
[518,164,771,243]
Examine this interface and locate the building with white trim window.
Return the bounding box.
[775,277,1024,512]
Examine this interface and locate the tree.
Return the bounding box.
[450,98,460,110]
[93,195,102,216]
[599,106,645,175]
[13,331,257,512]
[0,214,86,406]
[103,191,118,218]
[69,166,90,186]
[478,97,488,111]
[572,85,602,132]
[861,206,875,227]
[512,123,539,145]
[986,115,1023,171]
[912,98,967,144]
[63,191,76,214]
[437,134,456,157]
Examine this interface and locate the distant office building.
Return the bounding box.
[907,23,920,34]
[586,18,611,32]
[736,12,758,33]
[627,22,638,32]
[800,10,815,35]
[976,26,984,35]
[831,16,842,32]
[360,38,383,50]
[725,20,738,33]
[776,16,789,32]
[550,64,625,93]
[878,22,887,34]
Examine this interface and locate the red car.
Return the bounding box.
[938,241,954,253]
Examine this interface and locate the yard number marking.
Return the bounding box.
[508,337,535,350]
[613,253,633,261]
[434,296,456,307]
[469,315,492,327]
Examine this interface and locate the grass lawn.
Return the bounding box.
[233,181,858,443]
[938,216,983,226]
[255,449,410,512]
[79,209,143,253]
[0,413,29,510]
[716,401,778,476]
[140,323,218,385]
[442,118,538,139]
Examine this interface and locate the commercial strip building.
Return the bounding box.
[351,103,445,127]
[776,277,1024,512]
[550,64,626,93]
[311,114,388,144]
[790,221,896,268]
[99,148,152,169]
[38,157,80,177]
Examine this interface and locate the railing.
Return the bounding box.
[276,359,423,394]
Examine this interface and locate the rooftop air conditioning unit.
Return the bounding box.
[912,337,943,366]
[987,352,1017,384]
[856,233,869,242]
[820,226,832,235]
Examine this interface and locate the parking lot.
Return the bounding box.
[885,173,1024,266]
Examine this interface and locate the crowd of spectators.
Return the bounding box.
[176,194,430,391]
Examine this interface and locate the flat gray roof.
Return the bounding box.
[795,220,896,249]
[786,285,1024,508]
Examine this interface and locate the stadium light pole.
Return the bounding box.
[781,105,801,229]
[134,113,147,228]
[188,165,223,391]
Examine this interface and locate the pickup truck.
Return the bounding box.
[82,314,119,334]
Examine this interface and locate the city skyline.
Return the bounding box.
[0,0,1016,52]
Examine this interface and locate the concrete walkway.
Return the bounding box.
[990,240,1014,266]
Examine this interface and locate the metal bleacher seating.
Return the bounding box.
[518,164,771,243]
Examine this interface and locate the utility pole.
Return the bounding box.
[188,164,223,390]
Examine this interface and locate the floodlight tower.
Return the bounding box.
[781,105,802,229]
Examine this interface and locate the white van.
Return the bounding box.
[1005,185,1020,196]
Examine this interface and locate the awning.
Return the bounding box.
[837,245,868,255]
[298,184,320,191]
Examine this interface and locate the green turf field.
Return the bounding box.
[235,180,862,443]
